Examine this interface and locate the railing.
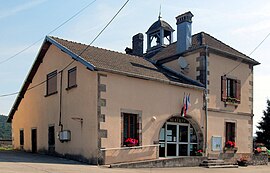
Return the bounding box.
[100,144,159,151]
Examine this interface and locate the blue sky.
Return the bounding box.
[0,0,270,134]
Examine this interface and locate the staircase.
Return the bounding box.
[200,158,238,168]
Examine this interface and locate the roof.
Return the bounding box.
[146,19,175,34]
[150,32,260,65]
[7,36,203,122]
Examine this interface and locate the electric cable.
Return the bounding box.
[225,32,269,75]
[0,0,98,65]
[0,0,130,98]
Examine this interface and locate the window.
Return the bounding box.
[67,67,77,89]
[19,129,24,146]
[221,76,241,103]
[225,122,236,142]
[46,70,57,95]
[123,113,138,145]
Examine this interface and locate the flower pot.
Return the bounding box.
[237,161,248,167]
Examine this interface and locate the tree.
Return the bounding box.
[256,99,270,149]
[0,115,11,140]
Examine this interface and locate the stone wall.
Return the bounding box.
[249,154,268,166]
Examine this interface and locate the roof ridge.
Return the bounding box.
[49,36,143,60]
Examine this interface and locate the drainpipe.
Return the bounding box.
[59,70,63,132]
[204,46,209,157]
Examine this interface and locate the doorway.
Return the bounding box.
[48,126,55,153]
[159,117,198,157]
[31,128,37,153]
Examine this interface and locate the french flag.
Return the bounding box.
[181,94,191,117]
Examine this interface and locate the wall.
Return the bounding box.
[207,52,253,154]
[12,44,99,162]
[98,72,204,163]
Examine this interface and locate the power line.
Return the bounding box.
[225,32,270,76]
[0,0,98,65]
[0,0,130,98]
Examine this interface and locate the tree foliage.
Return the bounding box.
[256,99,270,149]
[0,115,11,140]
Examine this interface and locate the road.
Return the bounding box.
[0,151,269,173]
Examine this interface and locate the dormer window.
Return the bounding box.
[221,76,241,104]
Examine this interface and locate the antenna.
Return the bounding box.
[178,56,188,69]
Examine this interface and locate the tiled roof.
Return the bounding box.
[150,32,260,65]
[50,37,202,86]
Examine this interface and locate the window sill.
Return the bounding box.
[44,91,58,97]
[66,84,77,91]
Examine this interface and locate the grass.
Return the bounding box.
[0,145,13,151]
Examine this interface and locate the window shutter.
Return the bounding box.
[221,76,227,101]
[236,79,241,103]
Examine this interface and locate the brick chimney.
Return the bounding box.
[132,33,144,57]
[176,11,194,54]
[125,33,144,57]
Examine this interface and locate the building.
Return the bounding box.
[8,12,259,165]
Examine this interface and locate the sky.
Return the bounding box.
[0,0,270,135]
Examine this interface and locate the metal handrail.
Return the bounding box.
[100,144,159,151]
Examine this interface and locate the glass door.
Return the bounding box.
[178,125,189,156]
[166,124,177,156]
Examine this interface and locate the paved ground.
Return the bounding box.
[0,151,269,173]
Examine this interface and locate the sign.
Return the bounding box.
[211,136,222,151]
[167,117,189,124]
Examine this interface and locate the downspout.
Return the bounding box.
[59,70,63,132]
[204,46,209,156]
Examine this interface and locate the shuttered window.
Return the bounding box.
[221,76,241,103]
[68,67,77,88]
[46,70,57,95]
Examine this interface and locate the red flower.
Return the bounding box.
[124,138,138,145]
[226,141,236,148]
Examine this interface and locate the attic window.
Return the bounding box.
[221,76,241,104]
[46,70,57,96]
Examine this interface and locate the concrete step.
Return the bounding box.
[202,159,225,163]
[200,162,236,166]
[205,165,238,168]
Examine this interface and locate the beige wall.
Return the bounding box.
[98,72,204,163]
[206,53,253,154]
[12,45,99,160]
[208,53,253,113]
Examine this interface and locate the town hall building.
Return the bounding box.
[8,12,259,165]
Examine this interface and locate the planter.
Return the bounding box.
[237,161,248,167]
[126,144,136,147]
[224,147,238,153]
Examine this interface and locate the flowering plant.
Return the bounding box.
[225,141,236,148]
[195,149,203,156]
[124,138,138,146]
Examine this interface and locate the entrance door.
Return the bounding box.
[48,126,55,153]
[166,123,189,157]
[159,117,199,157]
[31,128,37,153]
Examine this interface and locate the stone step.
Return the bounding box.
[205,165,238,168]
[200,162,236,166]
[202,159,225,163]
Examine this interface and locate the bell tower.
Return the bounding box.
[146,16,174,53]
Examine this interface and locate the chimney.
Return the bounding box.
[132,33,144,57]
[176,11,194,54]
